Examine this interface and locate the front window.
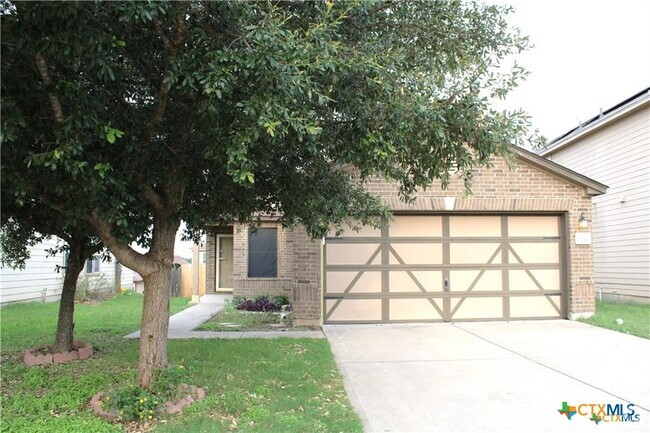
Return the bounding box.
[248,228,277,278]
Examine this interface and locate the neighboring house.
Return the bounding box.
[205,146,607,325]
[539,87,649,303]
[0,237,134,305]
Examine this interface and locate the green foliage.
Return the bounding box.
[230,295,247,307]
[2,0,537,244]
[151,364,190,400]
[253,294,269,303]
[75,274,115,303]
[271,295,290,306]
[105,385,159,422]
[579,301,650,339]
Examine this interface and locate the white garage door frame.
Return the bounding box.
[323,212,570,324]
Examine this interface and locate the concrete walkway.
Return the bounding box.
[325,321,650,433]
[124,294,323,339]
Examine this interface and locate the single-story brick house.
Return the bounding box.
[204,145,607,325]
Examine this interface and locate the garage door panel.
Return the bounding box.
[389,215,443,237]
[450,297,503,319]
[449,216,501,237]
[389,243,442,265]
[509,243,559,264]
[389,298,443,321]
[508,216,559,237]
[326,244,381,265]
[324,214,565,323]
[510,296,561,318]
[450,243,502,264]
[389,271,443,293]
[509,270,560,292]
[450,270,502,292]
[326,299,382,322]
[326,271,382,293]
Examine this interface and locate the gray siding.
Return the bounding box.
[1,237,135,305]
[0,238,65,303]
[546,106,650,300]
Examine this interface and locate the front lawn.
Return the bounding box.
[579,300,650,339]
[0,292,361,433]
[195,301,281,332]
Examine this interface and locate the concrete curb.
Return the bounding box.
[125,330,325,339]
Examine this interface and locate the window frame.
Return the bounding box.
[247,227,278,278]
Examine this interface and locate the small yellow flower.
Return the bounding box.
[104,396,110,401]
[139,399,144,404]
[154,401,158,405]
[179,365,185,369]
[143,397,147,402]
[148,415,153,420]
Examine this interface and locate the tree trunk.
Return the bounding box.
[138,267,172,388]
[90,191,181,390]
[137,221,176,389]
[53,241,85,353]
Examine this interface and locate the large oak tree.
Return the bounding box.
[1,1,535,389]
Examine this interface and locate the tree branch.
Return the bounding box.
[151,13,189,125]
[90,213,154,275]
[141,185,166,215]
[34,52,64,124]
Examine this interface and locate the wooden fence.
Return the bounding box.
[178,263,205,297]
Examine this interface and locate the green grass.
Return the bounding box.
[580,300,650,339]
[195,303,280,332]
[0,291,191,352]
[0,293,361,433]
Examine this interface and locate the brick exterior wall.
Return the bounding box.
[205,233,215,293]
[205,155,598,324]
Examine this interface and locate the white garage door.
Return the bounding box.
[323,214,566,323]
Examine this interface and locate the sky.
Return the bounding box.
[174,0,650,257]
[492,0,650,141]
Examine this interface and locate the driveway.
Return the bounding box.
[324,321,650,433]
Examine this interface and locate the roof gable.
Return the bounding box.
[509,145,607,196]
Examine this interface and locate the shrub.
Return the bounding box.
[271,295,290,306]
[151,364,190,400]
[105,384,159,422]
[104,364,189,422]
[236,295,282,312]
[230,295,246,308]
[253,294,268,302]
[75,274,114,302]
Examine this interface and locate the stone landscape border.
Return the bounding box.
[24,340,93,366]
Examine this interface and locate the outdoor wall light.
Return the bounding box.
[578,212,589,229]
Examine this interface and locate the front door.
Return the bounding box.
[217,236,234,291]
